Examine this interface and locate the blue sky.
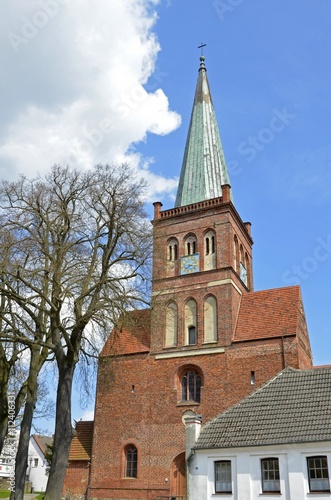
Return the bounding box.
[2,0,331,429]
[145,0,331,367]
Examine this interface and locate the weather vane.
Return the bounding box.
[198,42,207,56]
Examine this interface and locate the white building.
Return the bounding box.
[186,367,331,500]
[27,435,52,492]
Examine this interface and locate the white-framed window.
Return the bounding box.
[307,456,330,493]
[215,460,232,494]
[261,457,280,493]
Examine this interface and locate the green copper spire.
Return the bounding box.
[175,56,232,207]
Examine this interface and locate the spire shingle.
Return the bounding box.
[175,56,232,207]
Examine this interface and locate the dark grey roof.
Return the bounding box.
[195,367,331,449]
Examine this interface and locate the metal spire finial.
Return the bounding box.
[198,42,207,56]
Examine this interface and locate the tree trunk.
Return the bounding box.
[0,354,10,455]
[44,360,76,500]
[12,349,40,500]
[0,380,28,457]
[0,415,8,458]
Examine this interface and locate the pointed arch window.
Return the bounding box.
[184,299,197,345]
[233,236,239,273]
[125,445,137,478]
[188,326,196,345]
[205,232,215,255]
[185,235,197,256]
[239,244,247,285]
[204,230,216,270]
[181,370,201,403]
[168,238,178,261]
[204,295,217,343]
[165,302,178,347]
[245,252,250,289]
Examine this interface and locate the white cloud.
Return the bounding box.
[0,0,181,197]
[78,409,95,422]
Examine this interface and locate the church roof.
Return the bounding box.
[175,56,232,207]
[68,421,94,461]
[234,285,303,342]
[194,366,331,449]
[100,309,151,357]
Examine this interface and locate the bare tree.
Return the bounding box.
[0,228,53,500]
[0,163,152,500]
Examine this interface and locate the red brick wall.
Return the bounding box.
[89,333,308,499]
[63,461,90,499]
[88,198,312,500]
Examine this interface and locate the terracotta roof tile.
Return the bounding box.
[234,286,301,341]
[68,421,94,461]
[100,309,151,357]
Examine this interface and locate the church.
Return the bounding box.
[67,56,314,500]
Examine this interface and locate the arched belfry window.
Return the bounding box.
[185,235,197,256]
[239,244,247,285]
[165,302,178,347]
[245,252,250,289]
[234,236,239,273]
[125,445,137,478]
[204,230,216,270]
[181,370,201,403]
[168,238,178,261]
[204,295,217,343]
[188,326,196,345]
[184,299,197,345]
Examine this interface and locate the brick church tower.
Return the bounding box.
[88,57,313,500]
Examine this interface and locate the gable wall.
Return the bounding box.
[89,333,306,499]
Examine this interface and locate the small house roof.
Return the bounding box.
[31,435,53,456]
[195,366,331,449]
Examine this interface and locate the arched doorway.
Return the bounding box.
[171,452,186,499]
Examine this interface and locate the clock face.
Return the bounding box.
[180,254,200,275]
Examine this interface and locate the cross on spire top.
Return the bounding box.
[198,42,206,56]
